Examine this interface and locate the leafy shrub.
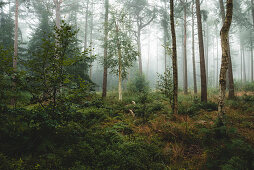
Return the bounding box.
[179,101,217,116]
[206,139,254,169]
[127,72,149,94]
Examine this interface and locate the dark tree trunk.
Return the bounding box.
[196,0,207,102]
[102,0,109,98]
[170,0,178,114]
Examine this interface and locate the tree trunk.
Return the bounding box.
[218,0,233,116]
[192,0,197,94]
[216,27,219,88]
[243,47,246,83]
[54,0,62,29]
[115,23,122,101]
[219,0,235,99]
[102,0,109,98]
[252,0,254,29]
[84,0,89,50]
[137,27,142,74]
[196,0,207,102]
[183,1,188,94]
[147,28,150,77]
[251,33,253,82]
[13,0,18,71]
[170,0,178,114]
[205,23,209,83]
[89,0,94,79]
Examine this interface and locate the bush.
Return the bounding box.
[179,101,217,116]
[127,73,149,94]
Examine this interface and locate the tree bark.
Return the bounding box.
[183,0,188,95]
[115,23,122,101]
[137,27,142,74]
[218,0,233,116]
[84,0,89,50]
[216,27,219,88]
[251,33,253,82]
[102,0,109,98]
[243,46,246,83]
[89,0,94,79]
[205,23,209,83]
[196,0,207,102]
[13,0,19,70]
[219,0,235,99]
[192,0,197,94]
[54,0,62,29]
[170,0,178,114]
[252,0,254,29]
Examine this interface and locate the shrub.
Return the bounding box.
[127,73,149,94]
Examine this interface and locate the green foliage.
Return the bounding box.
[206,139,254,169]
[107,9,138,79]
[25,21,92,107]
[157,67,173,103]
[127,72,149,94]
[179,101,217,116]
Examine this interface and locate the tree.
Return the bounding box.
[125,0,156,74]
[192,0,197,94]
[219,0,235,99]
[107,10,138,101]
[102,0,109,98]
[53,0,62,29]
[170,0,178,114]
[218,0,233,116]
[181,0,188,94]
[13,0,18,71]
[196,0,207,102]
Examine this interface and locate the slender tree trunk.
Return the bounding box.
[196,0,207,102]
[115,23,122,101]
[157,33,159,74]
[170,0,178,114]
[137,27,142,74]
[84,0,89,50]
[102,0,109,98]
[206,23,209,83]
[164,30,167,71]
[89,0,94,79]
[252,0,254,29]
[55,0,61,29]
[11,0,19,106]
[243,47,246,83]
[147,29,150,77]
[218,0,233,116]
[192,1,197,94]
[13,0,18,71]
[183,1,188,94]
[241,44,243,83]
[219,0,235,99]
[217,28,219,88]
[251,33,253,82]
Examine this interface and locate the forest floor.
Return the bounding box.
[0,91,254,169]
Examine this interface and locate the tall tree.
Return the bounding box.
[84,0,89,50]
[125,0,155,74]
[13,0,18,71]
[53,0,62,29]
[170,0,178,114]
[196,0,207,102]
[218,0,233,116]
[182,0,188,94]
[219,0,235,99]
[102,0,109,98]
[192,0,197,94]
